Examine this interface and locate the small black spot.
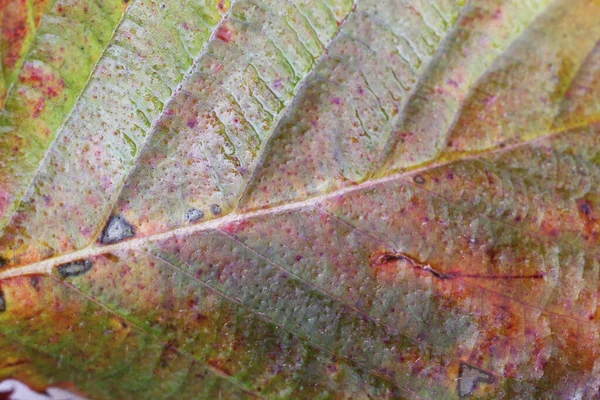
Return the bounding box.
[0,256,7,268]
[100,215,135,244]
[413,174,425,184]
[210,204,222,215]
[579,201,593,217]
[458,362,494,398]
[30,276,40,291]
[186,208,204,223]
[58,259,93,278]
[0,290,6,312]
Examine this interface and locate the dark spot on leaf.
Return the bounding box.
[413,174,425,184]
[0,290,6,312]
[186,208,204,223]
[58,259,93,278]
[458,362,494,397]
[578,199,593,217]
[100,215,135,244]
[30,276,40,291]
[210,204,222,215]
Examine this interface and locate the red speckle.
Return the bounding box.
[0,190,13,216]
[32,98,46,118]
[218,0,226,11]
[18,63,65,118]
[212,63,224,73]
[3,20,28,67]
[216,25,233,43]
[221,220,249,234]
[331,96,341,105]
[447,79,459,89]
[484,95,498,106]
[187,119,197,128]
[45,86,61,98]
[19,65,46,86]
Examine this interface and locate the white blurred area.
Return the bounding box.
[0,380,86,400]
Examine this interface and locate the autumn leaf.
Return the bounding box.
[0,0,599,398]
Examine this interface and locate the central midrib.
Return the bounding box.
[0,119,589,281]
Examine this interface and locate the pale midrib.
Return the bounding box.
[0,119,593,281]
[0,0,133,233]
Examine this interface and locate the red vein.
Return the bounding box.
[374,252,546,281]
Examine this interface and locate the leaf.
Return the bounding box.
[0,0,599,398]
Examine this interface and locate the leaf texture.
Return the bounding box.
[1,0,600,398]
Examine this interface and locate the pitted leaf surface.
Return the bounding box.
[1,0,599,399]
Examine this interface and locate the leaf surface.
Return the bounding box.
[1,0,600,398]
